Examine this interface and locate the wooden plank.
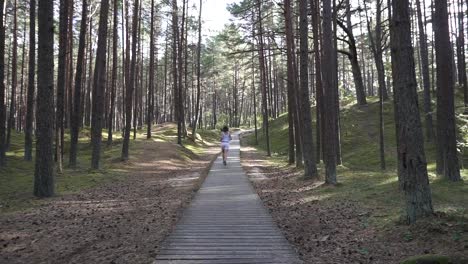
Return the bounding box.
[154,134,302,263]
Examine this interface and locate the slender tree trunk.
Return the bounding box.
[390,0,433,224]
[413,0,435,142]
[69,0,88,167]
[299,0,318,178]
[191,0,202,139]
[34,0,55,197]
[283,1,295,164]
[108,0,118,144]
[24,0,36,161]
[311,0,324,163]
[322,0,338,184]
[457,0,468,112]
[257,0,271,156]
[6,0,18,150]
[434,0,461,181]
[0,0,6,166]
[122,0,139,161]
[55,0,69,173]
[147,0,155,139]
[90,0,110,169]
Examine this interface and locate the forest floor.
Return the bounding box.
[240,139,468,264]
[239,93,468,264]
[0,123,219,264]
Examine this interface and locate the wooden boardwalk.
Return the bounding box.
[154,134,302,264]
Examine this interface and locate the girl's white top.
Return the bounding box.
[221,132,231,143]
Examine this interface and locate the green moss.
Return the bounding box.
[244,93,468,226]
[0,124,219,213]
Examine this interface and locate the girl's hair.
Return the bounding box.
[222,126,229,132]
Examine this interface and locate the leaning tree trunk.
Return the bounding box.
[90,0,110,169]
[299,0,318,179]
[69,0,88,167]
[433,0,461,181]
[390,0,434,224]
[34,0,55,197]
[24,0,36,161]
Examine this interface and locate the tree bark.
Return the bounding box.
[34,0,55,197]
[147,0,155,139]
[299,0,318,178]
[192,0,202,139]
[69,0,88,167]
[24,0,36,161]
[108,0,118,144]
[390,0,434,224]
[0,0,6,166]
[6,0,18,150]
[90,0,110,169]
[433,0,461,181]
[414,0,435,142]
[322,0,338,184]
[122,0,139,161]
[256,0,271,156]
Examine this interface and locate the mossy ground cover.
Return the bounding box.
[0,123,218,213]
[244,93,468,226]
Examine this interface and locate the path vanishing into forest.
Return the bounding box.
[154,133,302,264]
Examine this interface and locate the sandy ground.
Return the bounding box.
[0,140,218,264]
[240,142,468,264]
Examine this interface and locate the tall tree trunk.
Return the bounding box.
[0,0,6,166]
[434,0,461,181]
[24,0,36,161]
[256,0,271,156]
[90,0,110,169]
[147,0,155,139]
[121,0,139,161]
[56,0,69,173]
[192,0,202,139]
[6,0,18,150]
[414,0,435,142]
[322,0,338,184]
[34,0,55,197]
[69,0,88,167]
[457,0,468,112]
[171,0,181,144]
[364,0,387,169]
[311,0,323,163]
[108,0,118,144]
[283,1,295,164]
[299,0,318,178]
[390,0,433,224]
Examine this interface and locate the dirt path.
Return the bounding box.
[0,140,218,264]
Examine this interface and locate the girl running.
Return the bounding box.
[220,126,232,165]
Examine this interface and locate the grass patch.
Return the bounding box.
[0,123,219,214]
[244,92,468,226]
